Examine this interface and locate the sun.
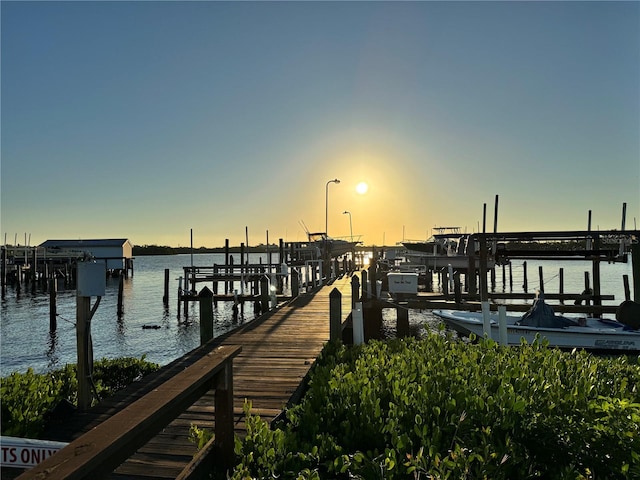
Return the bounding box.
[356,182,369,195]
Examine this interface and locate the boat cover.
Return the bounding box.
[517,293,579,328]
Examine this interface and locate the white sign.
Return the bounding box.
[1,436,68,469]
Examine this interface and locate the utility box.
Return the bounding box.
[387,272,418,297]
[77,261,106,297]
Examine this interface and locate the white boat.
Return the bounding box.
[291,232,361,262]
[433,296,640,353]
[402,227,497,271]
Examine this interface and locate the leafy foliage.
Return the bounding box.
[226,334,640,479]
[1,356,160,438]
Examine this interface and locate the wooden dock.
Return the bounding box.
[31,274,355,480]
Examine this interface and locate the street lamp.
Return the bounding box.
[343,211,353,242]
[325,178,340,236]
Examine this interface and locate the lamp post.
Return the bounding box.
[343,211,353,242]
[325,178,340,236]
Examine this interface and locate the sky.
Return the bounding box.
[1,1,639,248]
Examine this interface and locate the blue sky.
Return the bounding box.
[2,1,638,247]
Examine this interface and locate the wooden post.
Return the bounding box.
[329,287,342,341]
[351,274,360,309]
[361,269,368,302]
[522,261,528,293]
[478,235,488,302]
[467,251,477,296]
[584,271,591,305]
[368,261,377,299]
[631,242,640,302]
[454,272,462,304]
[592,234,602,316]
[49,271,57,331]
[224,239,230,294]
[260,275,269,313]
[31,247,37,294]
[291,268,299,297]
[240,243,246,294]
[76,295,92,411]
[117,276,124,317]
[1,246,6,299]
[214,360,235,471]
[199,286,214,345]
[442,268,449,297]
[559,268,564,303]
[538,266,544,294]
[163,269,170,306]
[397,307,409,337]
[623,274,631,301]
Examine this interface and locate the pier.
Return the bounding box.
[16,274,355,479]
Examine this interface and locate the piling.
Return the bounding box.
[76,295,92,411]
[49,273,57,331]
[1,246,6,299]
[329,288,342,341]
[623,275,631,301]
[396,306,410,337]
[351,275,360,309]
[631,242,640,302]
[163,269,170,306]
[199,287,214,345]
[117,276,124,317]
[538,266,544,293]
[260,275,269,313]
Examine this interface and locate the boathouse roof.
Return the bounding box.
[39,239,132,249]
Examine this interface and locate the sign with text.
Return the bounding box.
[1,436,68,469]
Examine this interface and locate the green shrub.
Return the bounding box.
[225,334,640,479]
[0,356,160,438]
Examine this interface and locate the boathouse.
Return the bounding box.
[39,238,133,275]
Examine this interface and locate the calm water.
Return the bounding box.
[1,253,635,376]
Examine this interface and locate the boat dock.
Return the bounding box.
[17,274,356,480]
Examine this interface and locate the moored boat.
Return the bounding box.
[433,296,640,353]
[401,227,497,270]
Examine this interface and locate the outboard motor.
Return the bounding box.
[616,300,640,330]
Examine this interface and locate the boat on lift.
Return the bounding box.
[401,227,496,270]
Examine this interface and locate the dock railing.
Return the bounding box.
[17,344,242,480]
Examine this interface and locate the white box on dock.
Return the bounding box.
[387,272,418,295]
[77,261,106,297]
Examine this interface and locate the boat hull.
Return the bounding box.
[433,309,640,353]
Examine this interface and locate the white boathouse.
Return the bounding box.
[39,238,134,275]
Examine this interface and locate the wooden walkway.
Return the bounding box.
[39,274,355,479]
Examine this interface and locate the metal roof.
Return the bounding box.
[39,239,131,248]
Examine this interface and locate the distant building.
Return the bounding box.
[39,239,133,273]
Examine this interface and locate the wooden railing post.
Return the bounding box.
[350,275,360,310]
[214,361,234,467]
[329,287,341,341]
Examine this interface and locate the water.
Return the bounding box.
[1,253,280,376]
[1,254,635,377]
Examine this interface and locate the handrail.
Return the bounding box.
[17,344,242,480]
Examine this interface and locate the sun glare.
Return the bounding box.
[356,182,369,194]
